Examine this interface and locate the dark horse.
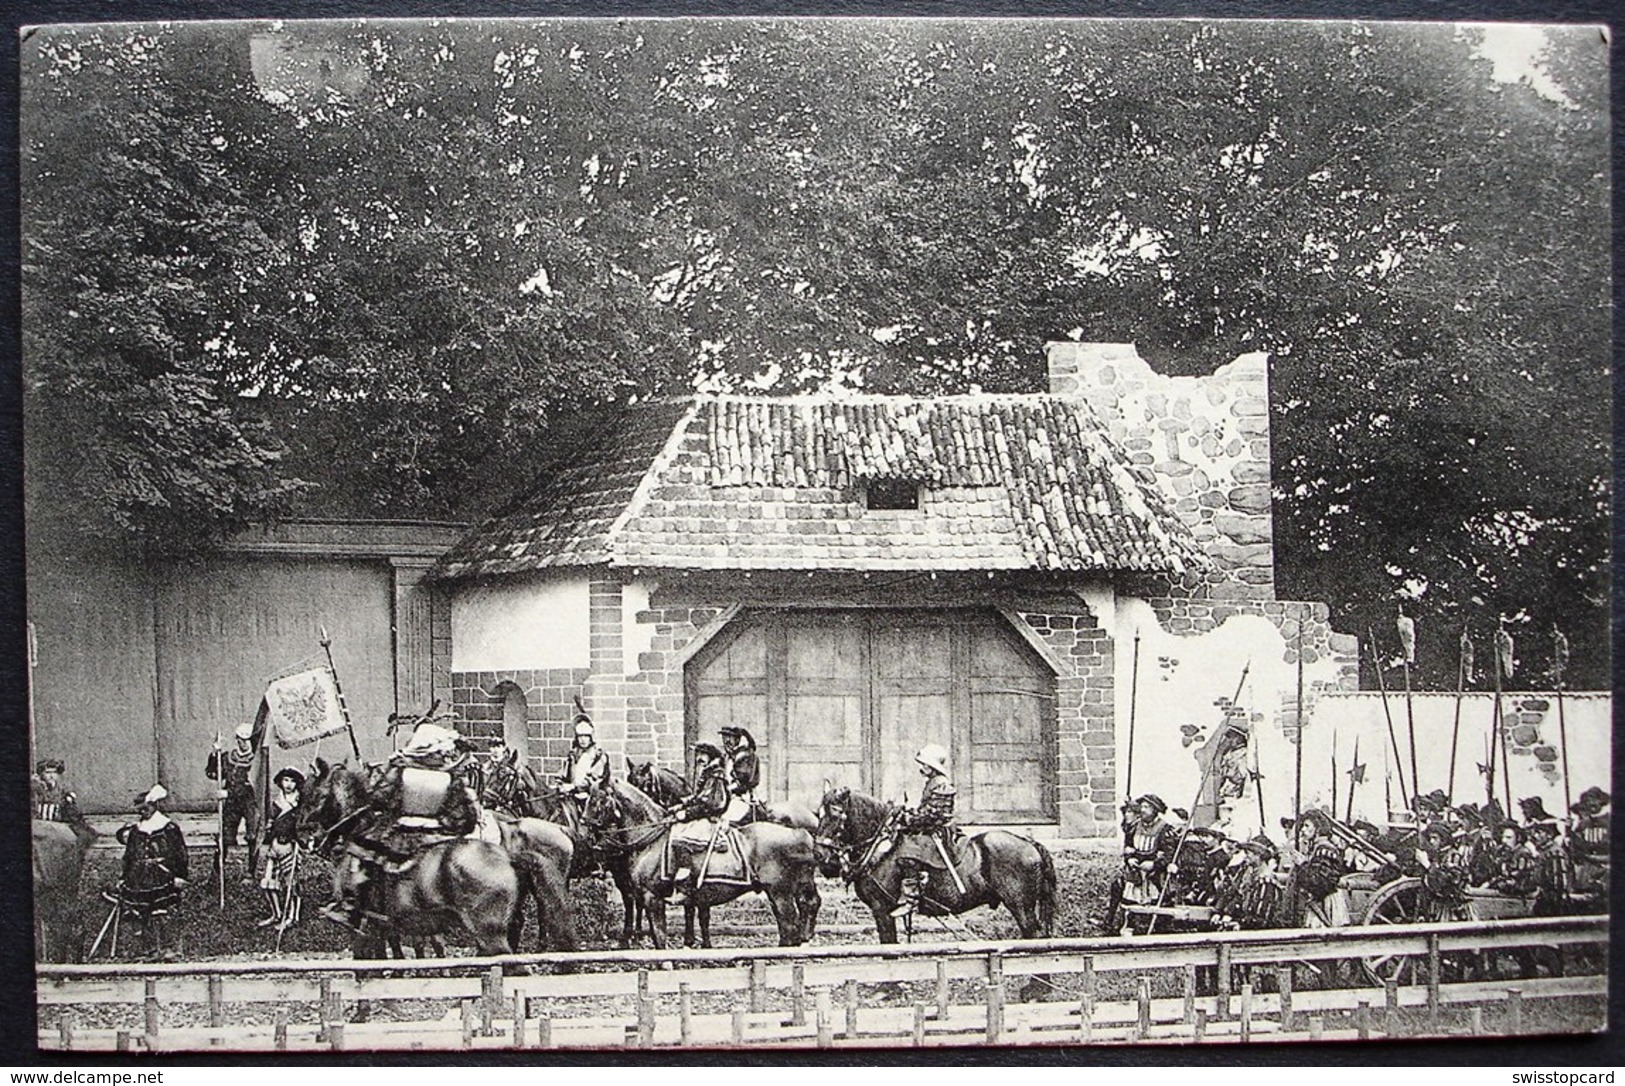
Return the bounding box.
[584,779,821,949]
[814,784,1056,945]
[299,759,560,957]
[34,818,97,962]
[625,761,820,948]
[484,748,644,949]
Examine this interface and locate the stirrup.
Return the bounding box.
[890,898,916,919]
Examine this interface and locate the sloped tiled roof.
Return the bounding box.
[433,394,1207,579]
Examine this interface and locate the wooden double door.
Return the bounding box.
[686,609,1056,824]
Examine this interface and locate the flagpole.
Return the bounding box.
[1368,627,1411,814]
[1330,739,1338,824]
[1447,629,1469,806]
[319,626,362,761]
[1124,629,1142,802]
[1401,655,1419,805]
[1251,724,1267,833]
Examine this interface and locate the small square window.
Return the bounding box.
[865,479,921,511]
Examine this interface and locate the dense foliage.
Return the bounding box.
[21,19,1610,685]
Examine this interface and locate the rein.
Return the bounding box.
[314,804,376,858]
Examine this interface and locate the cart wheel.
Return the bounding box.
[1358,877,1449,987]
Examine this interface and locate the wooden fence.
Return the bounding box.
[37,915,1607,1052]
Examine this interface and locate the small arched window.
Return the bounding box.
[495,682,529,753]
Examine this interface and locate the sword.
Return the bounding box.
[933,834,968,896]
[694,814,727,890]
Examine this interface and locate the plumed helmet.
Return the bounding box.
[574,718,595,738]
[914,743,950,775]
[36,759,65,775]
[235,722,256,742]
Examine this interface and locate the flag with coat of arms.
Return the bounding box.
[261,665,350,749]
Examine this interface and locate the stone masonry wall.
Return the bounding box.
[448,666,591,776]
[1046,342,1275,596]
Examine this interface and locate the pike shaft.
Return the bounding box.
[1125,630,1141,801]
[1368,628,1411,812]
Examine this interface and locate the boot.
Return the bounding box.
[891,869,924,918]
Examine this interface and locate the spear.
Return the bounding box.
[1447,629,1472,806]
[1124,629,1142,802]
[1250,723,1267,833]
[1345,736,1364,823]
[1493,626,1514,816]
[1368,627,1412,813]
[1397,610,1420,801]
[1553,626,1573,828]
[1293,616,1306,828]
[1330,739,1339,823]
[319,625,362,761]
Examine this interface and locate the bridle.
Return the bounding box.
[580,788,676,854]
[816,792,896,885]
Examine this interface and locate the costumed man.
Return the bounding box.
[663,742,730,904]
[556,713,611,831]
[1214,834,1282,931]
[258,768,305,930]
[1283,811,1349,926]
[33,759,88,833]
[206,722,260,873]
[1568,787,1610,907]
[1474,822,1537,896]
[1107,794,1175,934]
[326,722,485,930]
[720,726,761,825]
[889,743,959,920]
[113,785,189,956]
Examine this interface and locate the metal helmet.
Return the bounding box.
[574,718,595,738]
[234,722,255,742]
[914,743,950,776]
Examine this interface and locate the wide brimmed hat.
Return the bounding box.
[1414,789,1450,812]
[693,742,724,762]
[36,759,65,775]
[915,743,950,776]
[1454,803,1484,829]
[1519,796,1557,824]
[1573,786,1610,813]
[136,784,168,806]
[720,726,756,745]
[1135,793,1167,816]
[273,767,306,789]
[1241,834,1278,859]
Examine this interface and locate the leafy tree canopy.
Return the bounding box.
[21,19,1610,686]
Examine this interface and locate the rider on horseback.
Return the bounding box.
[889,743,958,920]
[557,714,611,817]
[720,726,761,826]
[662,743,730,903]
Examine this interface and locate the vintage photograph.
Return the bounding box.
[22,16,1610,1052]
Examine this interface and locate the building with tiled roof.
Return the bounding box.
[434,342,1358,838]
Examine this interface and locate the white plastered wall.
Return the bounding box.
[451,571,590,672]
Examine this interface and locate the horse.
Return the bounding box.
[583,779,821,949]
[296,759,526,958]
[486,750,644,950]
[625,761,821,947]
[34,818,97,962]
[814,784,1056,946]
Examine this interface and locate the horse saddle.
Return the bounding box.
[695,827,750,887]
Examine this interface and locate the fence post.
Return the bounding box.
[732,1006,747,1045]
[511,989,525,1049]
[1136,975,1152,1040]
[1182,963,1196,1025]
[1081,955,1096,1029]
[208,975,224,1029]
[316,977,333,1044]
[1384,977,1400,1036]
[1278,964,1293,1033]
[536,1015,552,1050]
[143,979,161,1047]
[749,960,767,1014]
[986,951,1004,1041]
[1426,933,1442,1032]
[1239,982,1253,1044]
[1079,995,1093,1043]
[1308,1015,1323,1040]
[460,999,476,1049]
[845,978,860,1038]
[1469,1006,1483,1037]
[912,1002,927,1047]
[57,1013,73,1052]
[1356,1000,1371,1041]
[116,1030,131,1053]
[1507,988,1523,1035]
[485,964,503,1037]
[1193,1008,1208,1043]
[328,1022,345,1052]
[936,958,951,1020]
[638,996,655,1049]
[814,990,832,1048]
[1215,944,1232,1020]
[679,983,694,1046]
[791,964,806,1027]
[273,1007,289,1051]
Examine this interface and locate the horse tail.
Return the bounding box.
[1033,839,1057,937]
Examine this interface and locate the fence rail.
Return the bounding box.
[37,915,1607,1052]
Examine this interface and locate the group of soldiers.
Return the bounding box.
[1107,784,1612,935]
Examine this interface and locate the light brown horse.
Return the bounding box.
[34,818,97,962]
